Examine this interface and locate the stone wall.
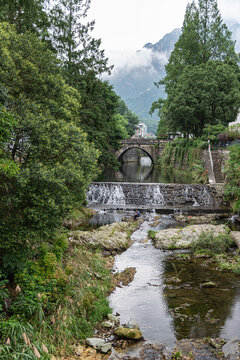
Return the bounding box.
[87,182,226,208]
[202,150,229,183]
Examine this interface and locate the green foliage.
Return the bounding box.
[0,24,99,276]
[201,123,227,143]
[224,144,240,212]
[0,106,19,175]
[191,231,234,255]
[215,254,240,275]
[157,139,208,183]
[164,62,240,137]
[0,271,8,311]
[171,350,182,359]
[116,99,139,137]
[153,0,240,138]
[148,230,157,240]
[0,0,49,36]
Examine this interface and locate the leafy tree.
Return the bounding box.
[0,23,99,275]
[165,61,240,137]
[116,100,139,137]
[0,106,19,175]
[0,0,49,36]
[49,0,125,166]
[153,0,239,137]
[113,114,129,140]
[225,145,240,212]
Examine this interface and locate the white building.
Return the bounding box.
[136,123,147,138]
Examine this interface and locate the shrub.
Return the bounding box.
[148,230,157,240]
[191,231,234,254]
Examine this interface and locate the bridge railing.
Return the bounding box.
[120,138,169,145]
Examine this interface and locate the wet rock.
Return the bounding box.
[108,313,120,324]
[153,224,228,250]
[200,281,218,288]
[175,214,225,225]
[114,326,143,340]
[86,337,112,353]
[125,320,140,330]
[222,339,240,359]
[230,231,240,249]
[108,342,171,360]
[174,338,221,359]
[69,222,137,251]
[102,321,113,328]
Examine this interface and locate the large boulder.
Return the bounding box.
[69,222,137,251]
[86,338,112,353]
[230,231,240,249]
[114,326,143,340]
[152,224,228,250]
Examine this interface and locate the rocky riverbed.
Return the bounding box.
[58,212,240,360]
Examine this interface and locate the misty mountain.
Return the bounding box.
[108,20,240,133]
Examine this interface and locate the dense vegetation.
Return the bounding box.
[151,0,240,138]
[0,1,139,358]
[156,138,208,183]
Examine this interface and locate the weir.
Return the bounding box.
[86,182,229,213]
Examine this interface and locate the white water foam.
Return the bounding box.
[87,184,126,205]
[146,185,165,205]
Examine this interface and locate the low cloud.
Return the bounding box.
[105,48,168,78]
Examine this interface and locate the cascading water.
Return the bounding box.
[87,183,126,205]
[86,182,225,209]
[146,185,165,205]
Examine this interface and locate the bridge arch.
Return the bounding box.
[117,146,154,164]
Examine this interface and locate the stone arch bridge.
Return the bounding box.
[116,139,169,163]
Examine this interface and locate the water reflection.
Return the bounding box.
[163,255,240,340]
[109,214,240,346]
[98,157,191,184]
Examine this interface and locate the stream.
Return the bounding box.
[87,155,240,355]
[108,212,240,348]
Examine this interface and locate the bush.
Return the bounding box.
[148,230,157,240]
[191,231,234,254]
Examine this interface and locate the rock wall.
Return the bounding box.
[202,150,229,183]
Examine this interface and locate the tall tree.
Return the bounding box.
[153,0,239,137]
[0,23,99,274]
[49,0,123,166]
[0,0,49,35]
[116,100,139,137]
[50,0,112,82]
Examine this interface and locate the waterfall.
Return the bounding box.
[146,185,165,205]
[86,182,225,208]
[87,184,126,205]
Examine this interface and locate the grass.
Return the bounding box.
[191,231,234,255]
[0,243,113,359]
[148,230,157,240]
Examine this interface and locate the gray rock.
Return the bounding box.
[69,222,137,251]
[125,320,140,329]
[108,313,120,324]
[222,339,240,359]
[153,224,228,250]
[86,337,112,353]
[230,231,240,249]
[102,321,113,328]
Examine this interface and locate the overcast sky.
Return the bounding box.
[88,0,240,66]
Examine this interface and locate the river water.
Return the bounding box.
[88,156,240,349]
[97,157,191,184]
[108,212,240,347]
